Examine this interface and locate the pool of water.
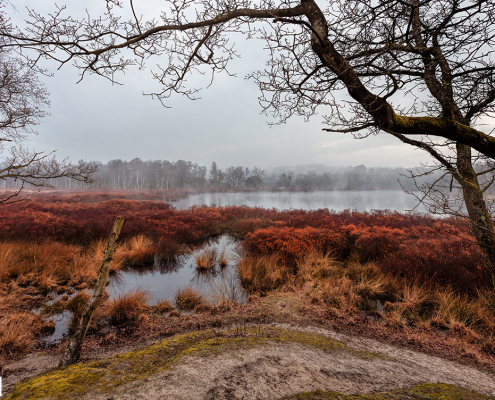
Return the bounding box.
[41,235,244,343]
[108,235,245,305]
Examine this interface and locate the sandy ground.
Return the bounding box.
[4,323,495,399]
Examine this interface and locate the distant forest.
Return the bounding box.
[1,158,449,191]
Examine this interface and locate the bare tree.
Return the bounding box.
[59,216,124,367]
[0,1,96,202]
[4,0,495,284]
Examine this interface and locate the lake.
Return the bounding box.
[169,190,428,213]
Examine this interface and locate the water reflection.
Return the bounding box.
[118,254,186,276]
[169,190,427,213]
[107,235,243,306]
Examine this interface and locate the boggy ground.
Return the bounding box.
[2,191,495,398]
[3,292,495,399]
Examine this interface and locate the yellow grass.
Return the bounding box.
[119,235,155,267]
[0,236,154,293]
[0,312,48,356]
[237,251,495,342]
[238,254,287,293]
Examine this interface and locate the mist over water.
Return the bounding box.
[169,190,428,213]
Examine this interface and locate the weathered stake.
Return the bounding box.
[59,216,124,368]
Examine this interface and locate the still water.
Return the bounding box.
[42,236,244,342]
[108,235,244,306]
[169,190,427,213]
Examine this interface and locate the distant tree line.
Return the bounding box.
[0,158,459,192]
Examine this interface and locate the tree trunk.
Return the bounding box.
[58,216,124,368]
[456,144,495,288]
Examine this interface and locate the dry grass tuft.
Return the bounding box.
[321,277,362,312]
[107,289,151,326]
[120,235,155,267]
[88,240,126,273]
[0,239,129,295]
[481,335,495,355]
[168,310,181,318]
[0,241,93,289]
[208,269,242,306]
[218,243,231,268]
[448,318,480,343]
[194,302,214,313]
[384,309,407,329]
[235,250,495,345]
[298,252,339,282]
[155,299,174,314]
[175,286,204,310]
[66,290,110,332]
[433,288,475,329]
[399,283,432,313]
[238,254,287,293]
[354,274,386,299]
[0,312,47,356]
[194,247,217,270]
[344,261,381,281]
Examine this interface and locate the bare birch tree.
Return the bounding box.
[59,216,124,367]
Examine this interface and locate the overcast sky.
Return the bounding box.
[9,1,464,170]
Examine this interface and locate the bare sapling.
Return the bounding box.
[58,216,124,368]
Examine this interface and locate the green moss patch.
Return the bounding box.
[7,327,376,400]
[278,383,494,399]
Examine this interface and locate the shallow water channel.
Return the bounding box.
[42,235,245,342]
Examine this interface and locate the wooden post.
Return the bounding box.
[59,216,124,368]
